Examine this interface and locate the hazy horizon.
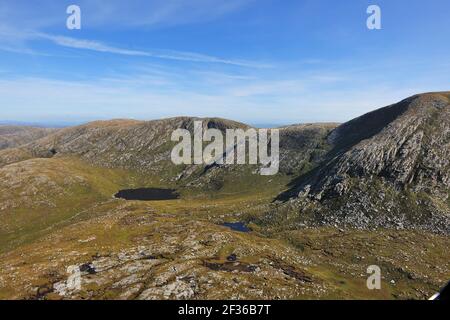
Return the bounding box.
[0,116,332,129]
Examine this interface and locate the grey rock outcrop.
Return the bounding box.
[276,92,450,234]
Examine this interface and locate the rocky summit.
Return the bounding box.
[0,93,448,300]
[273,92,450,234]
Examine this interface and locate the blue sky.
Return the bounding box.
[0,0,450,126]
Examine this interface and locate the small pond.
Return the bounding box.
[221,222,252,233]
[114,188,180,201]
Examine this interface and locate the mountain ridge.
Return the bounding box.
[0,125,58,151]
[271,92,450,234]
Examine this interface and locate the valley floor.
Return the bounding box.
[0,194,448,300]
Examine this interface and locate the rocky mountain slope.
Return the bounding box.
[0,126,57,150]
[271,92,450,234]
[0,117,336,189]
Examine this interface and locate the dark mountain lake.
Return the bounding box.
[114,188,180,201]
[221,222,251,232]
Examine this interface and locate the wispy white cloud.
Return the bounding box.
[1,31,269,68]
[0,0,262,67]
[36,33,151,56]
[40,33,269,68]
[0,45,40,56]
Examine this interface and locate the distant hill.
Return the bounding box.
[271,92,450,234]
[0,126,58,150]
[0,117,336,187]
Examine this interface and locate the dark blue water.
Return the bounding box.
[221,222,251,232]
[114,188,179,201]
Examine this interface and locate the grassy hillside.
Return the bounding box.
[0,194,448,300]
